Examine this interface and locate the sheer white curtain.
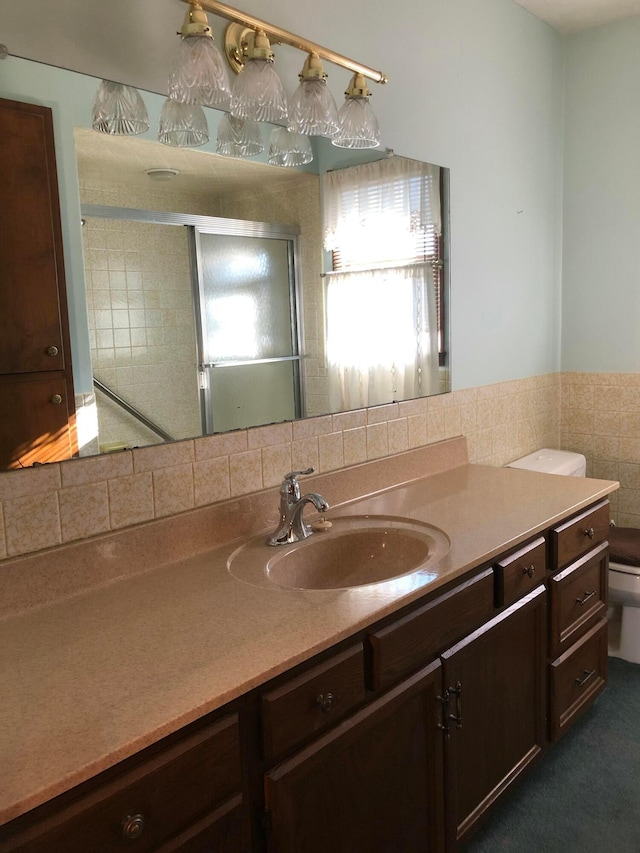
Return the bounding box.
[326,263,438,410]
[323,156,441,412]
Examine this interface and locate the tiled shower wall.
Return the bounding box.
[0,373,560,560]
[82,215,201,449]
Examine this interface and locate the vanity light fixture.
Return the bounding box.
[229,28,288,123]
[182,0,387,150]
[91,80,149,136]
[268,126,313,167]
[168,0,232,110]
[332,73,380,149]
[215,113,264,157]
[288,53,339,138]
[158,97,209,147]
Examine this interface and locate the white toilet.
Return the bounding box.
[507,448,640,664]
[605,528,640,664]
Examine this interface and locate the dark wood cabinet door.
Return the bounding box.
[0,98,71,375]
[441,585,547,849]
[264,660,445,853]
[0,374,74,468]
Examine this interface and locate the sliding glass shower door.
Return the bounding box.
[194,224,303,434]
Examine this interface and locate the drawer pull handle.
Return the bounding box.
[122,813,146,840]
[46,346,59,357]
[584,527,595,539]
[51,394,63,405]
[316,692,335,713]
[523,564,536,579]
[576,590,596,607]
[575,668,596,688]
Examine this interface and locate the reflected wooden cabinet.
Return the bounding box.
[0,375,74,468]
[0,97,76,468]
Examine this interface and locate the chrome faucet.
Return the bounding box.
[267,468,330,546]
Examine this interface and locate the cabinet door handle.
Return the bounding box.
[523,564,536,579]
[575,669,596,688]
[316,692,334,713]
[576,590,596,607]
[448,681,463,729]
[51,394,63,405]
[121,813,145,840]
[46,346,59,357]
[437,690,450,735]
[583,527,595,539]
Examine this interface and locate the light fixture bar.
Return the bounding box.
[183,0,388,84]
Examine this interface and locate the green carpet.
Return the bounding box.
[462,657,640,852]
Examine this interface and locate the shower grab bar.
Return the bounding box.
[93,378,175,443]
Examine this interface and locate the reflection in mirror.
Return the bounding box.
[0,55,449,467]
[322,156,445,412]
[74,130,450,457]
[80,199,305,453]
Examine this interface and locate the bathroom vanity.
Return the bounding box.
[0,438,616,851]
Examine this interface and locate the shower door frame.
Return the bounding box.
[190,218,304,435]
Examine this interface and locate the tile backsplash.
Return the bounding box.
[0,373,561,561]
[560,371,640,527]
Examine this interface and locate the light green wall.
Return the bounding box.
[562,17,640,372]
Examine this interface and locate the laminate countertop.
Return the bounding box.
[0,442,618,826]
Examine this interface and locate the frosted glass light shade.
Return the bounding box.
[92,81,149,135]
[288,78,339,138]
[230,58,288,123]
[268,127,313,167]
[216,114,264,157]
[168,36,232,110]
[158,99,209,147]
[332,97,380,149]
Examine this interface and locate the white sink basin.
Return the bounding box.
[227,515,451,590]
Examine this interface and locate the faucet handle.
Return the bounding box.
[284,468,314,483]
[282,468,314,500]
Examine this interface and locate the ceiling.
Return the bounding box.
[513,0,640,33]
[74,128,313,197]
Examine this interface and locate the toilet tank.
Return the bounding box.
[506,448,586,478]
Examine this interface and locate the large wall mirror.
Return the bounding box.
[2,55,451,466]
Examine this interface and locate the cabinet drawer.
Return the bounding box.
[0,714,242,853]
[154,795,246,853]
[549,541,608,658]
[367,569,494,692]
[549,619,608,741]
[261,644,366,760]
[494,536,546,608]
[551,500,609,570]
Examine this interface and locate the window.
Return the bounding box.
[323,156,445,411]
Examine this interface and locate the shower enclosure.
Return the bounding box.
[81,206,302,450]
